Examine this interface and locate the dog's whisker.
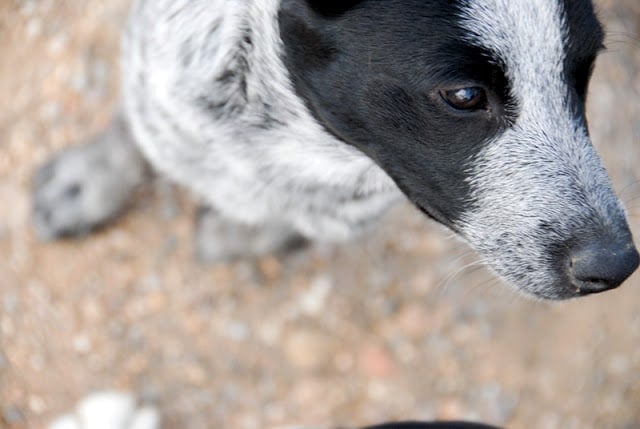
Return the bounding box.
[621,196,640,207]
[605,31,640,43]
[434,259,489,297]
[617,180,640,202]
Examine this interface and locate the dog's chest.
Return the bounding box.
[121,0,401,237]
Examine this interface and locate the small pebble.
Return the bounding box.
[257,321,282,346]
[396,303,431,339]
[224,320,249,342]
[28,396,46,414]
[608,355,630,375]
[437,398,464,420]
[1,317,15,336]
[73,334,92,354]
[49,415,79,429]
[184,365,207,385]
[81,299,104,322]
[358,343,396,378]
[77,392,135,428]
[3,294,18,313]
[299,275,332,316]
[284,328,336,371]
[2,406,26,426]
[0,351,8,370]
[130,406,161,429]
[29,354,45,371]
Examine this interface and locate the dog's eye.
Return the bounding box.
[440,87,488,111]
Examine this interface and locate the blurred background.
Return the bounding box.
[1,0,640,428]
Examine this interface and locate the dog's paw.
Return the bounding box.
[48,392,160,429]
[32,124,146,240]
[32,147,116,240]
[195,207,308,263]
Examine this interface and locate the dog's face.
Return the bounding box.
[279,0,639,299]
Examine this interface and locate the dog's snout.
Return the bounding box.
[568,237,639,295]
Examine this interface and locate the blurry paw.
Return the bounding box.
[48,391,160,429]
[32,148,111,239]
[32,124,145,240]
[195,207,308,263]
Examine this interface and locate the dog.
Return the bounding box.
[32,0,639,300]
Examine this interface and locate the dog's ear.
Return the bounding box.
[304,0,363,17]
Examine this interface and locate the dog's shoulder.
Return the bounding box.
[121,0,400,232]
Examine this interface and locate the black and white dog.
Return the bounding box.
[33,0,639,300]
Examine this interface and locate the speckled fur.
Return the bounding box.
[456,0,628,298]
[121,0,401,242]
[33,0,636,298]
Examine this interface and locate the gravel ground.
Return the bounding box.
[1,1,640,428]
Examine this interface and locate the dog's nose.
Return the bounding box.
[569,238,639,294]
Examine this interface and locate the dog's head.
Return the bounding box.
[279,0,639,299]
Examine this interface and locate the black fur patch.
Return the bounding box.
[561,0,605,107]
[279,0,514,228]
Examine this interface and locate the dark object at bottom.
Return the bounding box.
[363,422,502,429]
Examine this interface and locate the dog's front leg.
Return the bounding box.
[194,206,308,263]
[32,113,149,240]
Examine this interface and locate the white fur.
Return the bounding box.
[456,0,625,297]
[121,0,401,241]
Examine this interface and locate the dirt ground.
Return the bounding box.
[1,1,640,428]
